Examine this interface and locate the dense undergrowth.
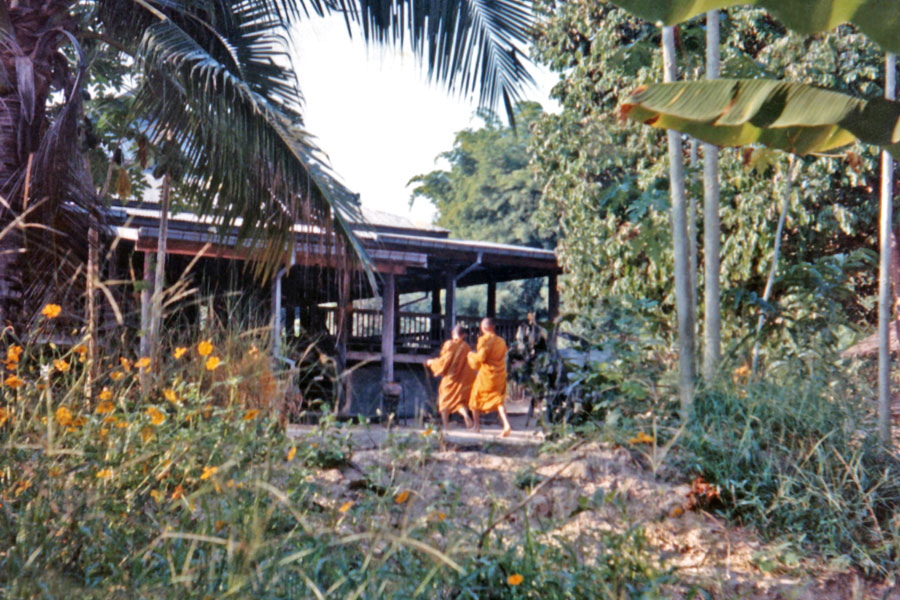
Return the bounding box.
[0,307,668,598]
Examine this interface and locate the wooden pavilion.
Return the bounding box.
[109,202,561,415]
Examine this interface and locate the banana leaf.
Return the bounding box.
[620,79,900,160]
[606,0,900,54]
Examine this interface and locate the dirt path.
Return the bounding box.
[288,422,899,599]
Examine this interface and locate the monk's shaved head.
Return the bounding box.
[480,317,495,333]
[451,325,466,339]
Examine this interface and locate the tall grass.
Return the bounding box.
[681,374,900,576]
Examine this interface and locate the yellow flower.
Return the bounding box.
[98,387,113,401]
[115,421,128,429]
[72,344,87,356]
[53,359,70,373]
[435,511,447,522]
[99,428,109,438]
[150,489,163,503]
[628,432,654,445]
[95,401,115,415]
[286,446,297,461]
[120,357,131,372]
[0,407,9,426]
[173,346,188,359]
[4,374,24,389]
[147,406,165,426]
[242,408,259,421]
[41,304,62,319]
[171,484,184,500]
[135,357,151,370]
[6,345,22,363]
[507,574,523,586]
[394,490,410,504]
[669,505,685,518]
[197,340,213,357]
[339,500,354,513]
[14,479,31,496]
[200,466,218,480]
[55,406,73,427]
[103,415,118,425]
[421,426,434,437]
[205,356,221,371]
[110,371,125,381]
[96,469,113,480]
[163,388,179,404]
[73,416,86,428]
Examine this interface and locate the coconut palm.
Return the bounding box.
[0,0,535,325]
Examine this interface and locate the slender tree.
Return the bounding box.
[662,26,695,413]
[702,10,721,380]
[878,52,897,445]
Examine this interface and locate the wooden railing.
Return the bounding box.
[321,308,519,356]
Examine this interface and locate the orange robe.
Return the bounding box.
[428,339,476,414]
[467,333,508,413]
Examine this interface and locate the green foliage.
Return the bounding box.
[410,102,557,318]
[681,374,900,576]
[530,2,882,360]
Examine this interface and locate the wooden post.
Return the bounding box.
[337,268,352,412]
[548,273,559,321]
[85,226,98,402]
[430,283,442,343]
[394,282,401,345]
[445,270,456,338]
[382,272,396,385]
[139,252,153,359]
[487,280,497,319]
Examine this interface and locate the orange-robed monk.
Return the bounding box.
[467,318,512,437]
[426,325,475,429]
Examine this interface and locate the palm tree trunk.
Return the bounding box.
[662,26,695,414]
[702,10,722,381]
[148,174,171,358]
[689,138,699,331]
[878,51,896,446]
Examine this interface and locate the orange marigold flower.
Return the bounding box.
[435,511,447,522]
[72,344,87,356]
[120,357,131,372]
[204,356,221,371]
[53,359,70,373]
[339,500,354,513]
[507,574,523,586]
[286,446,297,461]
[163,388,178,404]
[6,345,22,363]
[628,432,654,445]
[0,407,9,426]
[115,421,128,429]
[95,401,115,415]
[171,484,184,500]
[103,415,118,425]
[55,406,73,427]
[242,409,259,421]
[110,371,125,381]
[96,469,113,479]
[99,428,109,438]
[4,374,24,389]
[147,406,165,426]
[98,387,113,401]
[173,346,188,359]
[394,490,410,504]
[200,466,218,480]
[197,340,213,357]
[135,357,151,370]
[41,304,61,319]
[73,416,87,428]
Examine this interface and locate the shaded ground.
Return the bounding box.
[288,406,900,599]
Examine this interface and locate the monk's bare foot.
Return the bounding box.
[500,428,511,438]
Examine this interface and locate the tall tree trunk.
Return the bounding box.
[702,10,722,380]
[878,52,896,446]
[148,175,171,358]
[662,26,695,414]
[689,138,699,332]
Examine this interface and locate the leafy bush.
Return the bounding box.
[681,374,900,576]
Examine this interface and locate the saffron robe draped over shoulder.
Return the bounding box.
[467,333,508,413]
[428,339,476,414]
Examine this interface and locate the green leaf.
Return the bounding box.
[620,79,900,159]
[605,0,900,54]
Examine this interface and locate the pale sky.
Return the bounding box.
[291,14,559,225]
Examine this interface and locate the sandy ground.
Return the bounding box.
[288,408,900,599]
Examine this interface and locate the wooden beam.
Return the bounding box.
[431,283,442,342]
[548,273,559,321]
[445,270,456,338]
[347,350,428,365]
[487,280,497,318]
[139,252,153,358]
[382,272,396,384]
